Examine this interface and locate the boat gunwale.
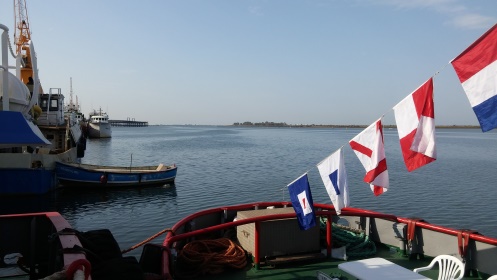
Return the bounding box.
[160,201,497,279]
[56,161,177,173]
[0,212,88,275]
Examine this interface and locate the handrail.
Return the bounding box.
[159,201,497,280]
[1,24,9,111]
[1,23,35,113]
[163,202,497,246]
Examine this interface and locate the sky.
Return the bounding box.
[1,0,496,125]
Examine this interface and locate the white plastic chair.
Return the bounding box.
[413,255,465,280]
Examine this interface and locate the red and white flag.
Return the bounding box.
[349,118,388,196]
[393,78,436,172]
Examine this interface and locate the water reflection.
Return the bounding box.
[0,185,178,216]
[56,185,178,214]
[0,192,57,215]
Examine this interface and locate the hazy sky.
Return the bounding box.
[2,0,496,125]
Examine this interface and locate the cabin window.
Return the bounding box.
[40,99,48,111]
[39,98,59,111]
[50,99,58,110]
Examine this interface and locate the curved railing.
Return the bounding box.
[158,201,497,279]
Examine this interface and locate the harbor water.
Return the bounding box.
[2,126,497,259]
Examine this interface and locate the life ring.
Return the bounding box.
[65,259,91,280]
[100,173,108,184]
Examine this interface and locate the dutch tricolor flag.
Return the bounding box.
[451,24,497,132]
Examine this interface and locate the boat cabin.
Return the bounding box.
[36,89,84,154]
[37,89,65,127]
[89,114,109,124]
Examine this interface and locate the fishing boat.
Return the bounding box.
[0,211,89,279]
[0,10,86,195]
[133,201,497,280]
[87,108,112,138]
[55,161,177,188]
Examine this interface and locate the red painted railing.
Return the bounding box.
[159,202,497,279]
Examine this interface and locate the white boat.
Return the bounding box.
[1,11,85,195]
[87,108,112,138]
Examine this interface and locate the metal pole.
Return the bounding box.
[254,221,260,270]
[1,24,10,111]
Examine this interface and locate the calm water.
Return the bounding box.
[3,126,497,258]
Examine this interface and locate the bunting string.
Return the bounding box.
[280,22,497,203]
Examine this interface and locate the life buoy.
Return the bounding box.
[100,173,108,184]
[65,259,91,280]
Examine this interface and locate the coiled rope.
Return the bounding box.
[332,223,376,257]
[175,238,247,279]
[121,228,173,254]
[321,218,377,258]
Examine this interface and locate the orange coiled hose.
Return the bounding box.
[176,238,247,278]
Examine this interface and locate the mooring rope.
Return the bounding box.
[121,228,173,254]
[175,238,247,279]
[320,218,377,258]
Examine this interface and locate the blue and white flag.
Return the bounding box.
[317,148,349,215]
[288,173,316,230]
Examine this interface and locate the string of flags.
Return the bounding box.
[288,23,497,230]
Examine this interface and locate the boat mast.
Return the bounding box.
[69,77,74,111]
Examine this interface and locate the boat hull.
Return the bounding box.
[88,122,112,138]
[0,168,55,195]
[56,161,177,188]
[0,148,78,195]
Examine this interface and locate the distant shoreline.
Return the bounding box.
[231,122,480,129]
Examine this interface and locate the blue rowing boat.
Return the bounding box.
[55,161,177,189]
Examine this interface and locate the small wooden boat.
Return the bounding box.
[0,212,89,279]
[55,161,177,188]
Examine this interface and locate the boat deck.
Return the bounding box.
[188,245,486,280]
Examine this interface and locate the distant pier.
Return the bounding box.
[109,118,148,127]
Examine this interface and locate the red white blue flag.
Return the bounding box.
[288,173,316,230]
[349,118,389,196]
[393,78,436,172]
[451,23,497,132]
[317,148,349,215]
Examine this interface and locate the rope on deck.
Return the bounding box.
[121,228,173,254]
[321,218,377,258]
[175,238,247,279]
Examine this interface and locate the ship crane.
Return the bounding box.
[12,0,44,117]
[13,0,35,84]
